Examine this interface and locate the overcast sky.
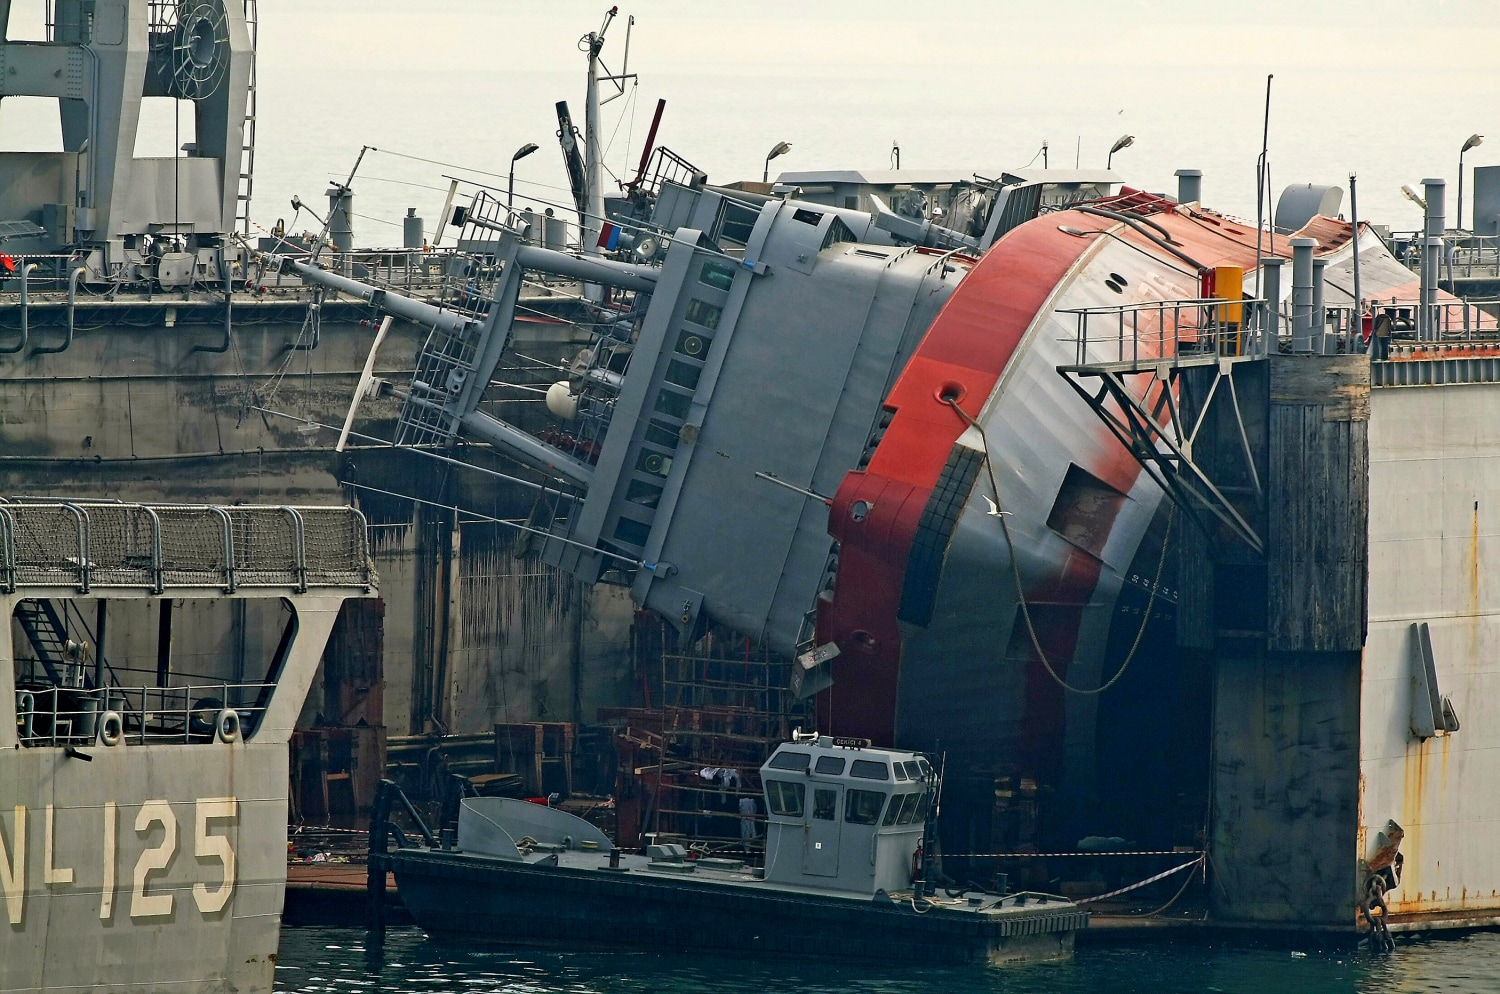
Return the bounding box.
[3,1,1498,232]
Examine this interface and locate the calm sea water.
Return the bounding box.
[276,926,1500,994]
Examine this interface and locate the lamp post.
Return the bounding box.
[1107,134,1134,170]
[763,141,792,184]
[508,142,540,209]
[1459,133,1484,231]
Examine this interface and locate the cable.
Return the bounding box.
[945,396,1173,695]
[1118,856,1203,918]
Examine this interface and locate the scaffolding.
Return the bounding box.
[607,619,813,855]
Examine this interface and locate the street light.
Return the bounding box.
[1459,133,1484,231]
[763,141,792,184]
[508,142,540,209]
[1107,134,1134,170]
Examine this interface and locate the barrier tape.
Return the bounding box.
[1074,855,1205,905]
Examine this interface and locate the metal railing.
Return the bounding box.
[1387,231,1500,280]
[1365,297,1500,347]
[15,681,274,747]
[1062,297,1270,368]
[0,500,371,593]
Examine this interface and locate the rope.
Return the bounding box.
[1118,858,1202,918]
[1074,854,1204,905]
[944,397,1174,695]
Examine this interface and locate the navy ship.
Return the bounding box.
[0,500,374,993]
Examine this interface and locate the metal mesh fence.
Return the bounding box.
[0,500,371,591]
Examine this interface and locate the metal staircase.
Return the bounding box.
[236,0,259,234]
[14,600,70,685]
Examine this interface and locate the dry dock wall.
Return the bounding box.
[0,311,636,746]
[1363,378,1500,922]
[1185,356,1369,926]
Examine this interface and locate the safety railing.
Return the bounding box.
[1387,231,1500,280]
[14,681,274,747]
[1061,297,1270,369]
[0,500,371,593]
[633,146,707,199]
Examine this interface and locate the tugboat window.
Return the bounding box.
[845,789,886,825]
[912,792,932,824]
[882,794,906,826]
[896,792,924,825]
[765,780,805,817]
[814,756,846,775]
[812,788,837,820]
[850,759,890,781]
[769,750,811,771]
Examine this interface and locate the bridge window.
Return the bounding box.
[814,755,845,776]
[812,788,837,821]
[684,298,722,331]
[653,388,691,420]
[699,259,737,292]
[850,759,890,781]
[663,359,702,392]
[768,750,810,772]
[611,517,650,547]
[845,789,886,826]
[624,480,662,509]
[765,780,804,817]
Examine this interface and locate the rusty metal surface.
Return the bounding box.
[1363,383,1500,917]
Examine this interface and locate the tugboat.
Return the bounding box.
[370,734,1085,965]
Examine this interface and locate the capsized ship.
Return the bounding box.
[293,149,1500,936]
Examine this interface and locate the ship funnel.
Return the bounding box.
[1174,169,1202,205]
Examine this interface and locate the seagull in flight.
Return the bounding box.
[982,495,1011,518]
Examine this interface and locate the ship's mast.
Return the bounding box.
[581,7,617,261]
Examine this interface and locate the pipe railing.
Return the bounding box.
[0,500,371,593]
[14,681,275,747]
[1061,297,1270,368]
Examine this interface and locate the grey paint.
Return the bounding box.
[1472,165,1500,236]
[0,0,251,263]
[1275,184,1343,233]
[760,738,928,896]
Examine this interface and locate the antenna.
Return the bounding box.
[1254,74,1273,300]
